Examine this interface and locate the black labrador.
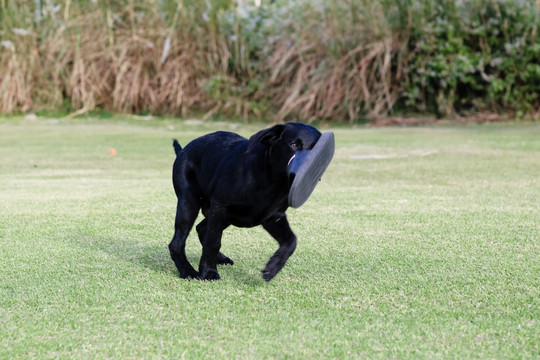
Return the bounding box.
[169,123,321,281]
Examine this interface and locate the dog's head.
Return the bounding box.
[247,123,321,162]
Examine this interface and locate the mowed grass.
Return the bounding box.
[0,117,538,359]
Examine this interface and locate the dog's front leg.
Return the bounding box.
[198,217,226,280]
[261,215,297,282]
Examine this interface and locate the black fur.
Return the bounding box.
[169,123,321,281]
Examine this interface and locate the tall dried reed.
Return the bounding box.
[261,1,407,122]
[1,0,222,116]
[0,1,38,113]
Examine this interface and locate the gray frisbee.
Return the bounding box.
[287,131,335,208]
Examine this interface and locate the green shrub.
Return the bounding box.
[403,0,539,117]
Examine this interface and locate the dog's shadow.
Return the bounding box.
[98,238,266,287]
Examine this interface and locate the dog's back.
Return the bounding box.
[173,131,245,159]
[172,131,250,200]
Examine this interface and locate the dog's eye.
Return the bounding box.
[290,140,303,151]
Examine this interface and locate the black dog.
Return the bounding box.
[169,123,321,281]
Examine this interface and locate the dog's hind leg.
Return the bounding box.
[169,193,200,279]
[197,216,229,280]
[261,215,297,282]
[196,219,234,266]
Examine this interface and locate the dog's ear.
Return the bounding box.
[246,124,286,152]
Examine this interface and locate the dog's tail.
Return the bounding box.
[173,139,182,156]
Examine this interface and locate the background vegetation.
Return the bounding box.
[1,0,539,122]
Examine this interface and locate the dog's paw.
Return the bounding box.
[217,252,234,266]
[201,268,221,281]
[262,268,278,282]
[178,269,201,280]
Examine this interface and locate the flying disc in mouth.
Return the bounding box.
[287,131,335,208]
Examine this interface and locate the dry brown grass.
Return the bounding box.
[0,19,38,113]
[1,2,219,116]
[0,45,34,113]
[265,35,405,123]
[2,1,407,121]
[261,1,408,123]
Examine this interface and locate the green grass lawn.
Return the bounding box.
[1,117,538,359]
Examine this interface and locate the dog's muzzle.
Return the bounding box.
[287,132,335,208]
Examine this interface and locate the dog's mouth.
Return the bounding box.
[287,154,296,166]
[287,155,297,187]
[286,132,335,208]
